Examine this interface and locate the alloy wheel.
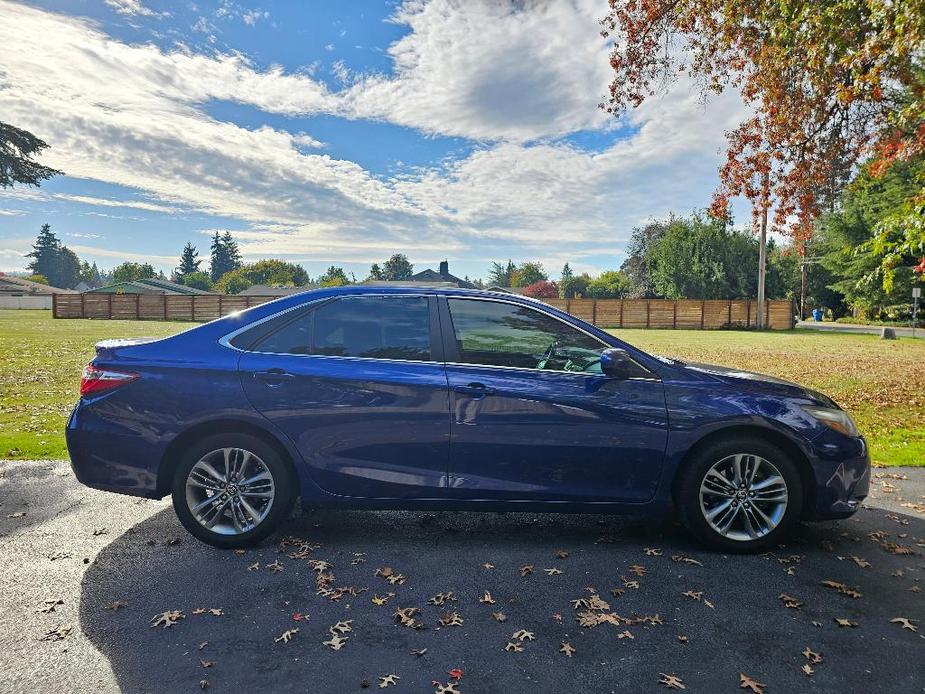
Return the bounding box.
[698,453,789,542]
[185,447,275,536]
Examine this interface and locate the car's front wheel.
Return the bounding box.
[171,433,296,549]
[675,437,803,552]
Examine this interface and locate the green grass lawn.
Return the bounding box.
[1,310,922,466]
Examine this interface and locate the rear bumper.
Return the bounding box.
[66,402,163,499]
[803,434,870,520]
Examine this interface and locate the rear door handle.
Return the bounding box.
[253,369,295,386]
[453,382,495,397]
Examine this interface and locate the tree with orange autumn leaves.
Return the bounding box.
[600,0,925,285]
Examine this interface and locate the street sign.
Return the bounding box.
[914,288,921,298]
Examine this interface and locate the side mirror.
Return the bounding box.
[600,348,647,379]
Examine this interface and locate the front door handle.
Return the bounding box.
[253,369,295,386]
[453,382,495,398]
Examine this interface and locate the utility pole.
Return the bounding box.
[756,171,769,329]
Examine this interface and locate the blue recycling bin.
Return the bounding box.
[812,308,823,322]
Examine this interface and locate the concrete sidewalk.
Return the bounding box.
[796,320,924,338]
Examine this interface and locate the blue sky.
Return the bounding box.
[0,0,749,283]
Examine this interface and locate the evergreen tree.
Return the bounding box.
[381,253,413,281]
[0,121,62,188]
[176,242,201,281]
[25,224,60,282]
[210,231,242,281]
[367,263,384,281]
[487,260,517,287]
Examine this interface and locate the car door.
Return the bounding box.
[441,296,668,503]
[238,294,450,499]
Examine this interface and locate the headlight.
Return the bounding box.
[802,405,860,438]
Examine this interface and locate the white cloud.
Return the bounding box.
[54,194,180,214]
[104,0,162,18]
[338,0,614,141]
[0,209,25,216]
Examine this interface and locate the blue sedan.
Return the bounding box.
[67,286,870,552]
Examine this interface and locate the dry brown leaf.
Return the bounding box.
[890,617,918,632]
[39,625,72,641]
[504,641,523,652]
[545,567,563,576]
[519,565,534,577]
[37,599,64,614]
[834,618,858,628]
[739,673,765,693]
[645,547,663,556]
[378,674,400,688]
[659,673,685,690]
[778,593,803,609]
[150,610,184,628]
[560,641,576,657]
[512,629,535,641]
[802,664,814,677]
[439,611,464,627]
[492,611,507,623]
[274,628,298,644]
[802,647,823,664]
[479,591,496,604]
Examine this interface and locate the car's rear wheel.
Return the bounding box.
[171,433,295,549]
[675,437,803,552]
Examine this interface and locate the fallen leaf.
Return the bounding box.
[677,635,688,644]
[671,555,703,566]
[512,629,535,641]
[802,647,822,664]
[428,592,457,606]
[644,547,663,556]
[890,617,918,632]
[199,679,209,690]
[434,684,460,694]
[266,560,284,574]
[504,641,523,653]
[556,549,570,559]
[560,641,576,657]
[322,633,347,650]
[274,628,298,644]
[628,564,647,577]
[617,630,634,640]
[519,565,534,577]
[330,620,353,635]
[479,591,496,604]
[482,562,495,570]
[850,556,871,568]
[820,580,862,599]
[492,611,507,623]
[105,601,127,612]
[439,611,464,627]
[778,593,803,609]
[378,674,400,688]
[659,673,685,690]
[834,618,858,628]
[150,610,184,628]
[199,658,214,669]
[448,668,463,680]
[410,648,427,657]
[39,625,72,641]
[802,664,814,677]
[37,599,64,614]
[247,562,260,572]
[739,673,765,693]
[544,568,562,576]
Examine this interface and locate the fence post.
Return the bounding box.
[163,295,168,320]
[107,293,113,319]
[727,300,732,326]
[646,300,650,328]
[592,300,597,325]
[619,300,624,328]
[672,301,677,329]
[218,295,224,316]
[81,292,85,319]
[746,300,751,328]
[52,293,57,319]
[135,294,140,320]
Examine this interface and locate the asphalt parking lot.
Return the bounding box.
[0,460,922,694]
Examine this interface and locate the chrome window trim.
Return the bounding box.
[218,291,657,380]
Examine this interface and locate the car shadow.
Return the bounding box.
[80,505,925,693]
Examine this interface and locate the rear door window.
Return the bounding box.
[253,295,432,361]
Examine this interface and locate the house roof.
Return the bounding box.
[408,267,476,289]
[0,274,77,295]
[86,278,210,295]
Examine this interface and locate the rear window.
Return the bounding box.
[250,295,432,361]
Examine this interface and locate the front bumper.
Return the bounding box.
[804,432,870,520]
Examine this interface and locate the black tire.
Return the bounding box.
[171,433,296,549]
[674,437,803,553]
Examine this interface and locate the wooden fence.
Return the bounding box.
[53,293,794,330]
[543,298,793,330]
[52,293,277,322]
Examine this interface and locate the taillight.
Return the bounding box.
[80,364,139,397]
